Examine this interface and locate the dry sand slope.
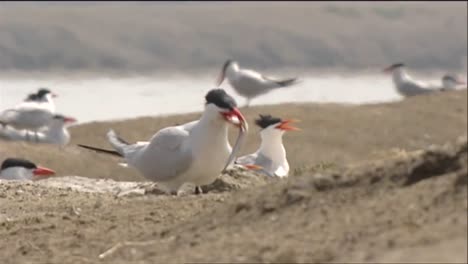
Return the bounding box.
[0,90,466,263]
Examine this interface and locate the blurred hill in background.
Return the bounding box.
[0,2,466,76]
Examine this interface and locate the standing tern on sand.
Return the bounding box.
[235,114,300,178]
[0,88,58,137]
[383,63,440,97]
[0,158,55,181]
[440,74,466,91]
[78,89,248,194]
[216,60,300,107]
[0,115,77,146]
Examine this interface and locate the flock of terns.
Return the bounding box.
[0,60,466,194]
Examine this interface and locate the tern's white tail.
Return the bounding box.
[107,129,130,157]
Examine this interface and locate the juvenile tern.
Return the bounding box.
[216,60,300,107]
[78,89,248,194]
[0,158,56,181]
[235,114,300,178]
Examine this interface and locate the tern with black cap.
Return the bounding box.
[0,158,56,181]
[78,89,248,194]
[0,88,59,140]
[383,63,437,97]
[235,114,300,178]
[440,74,466,91]
[216,60,300,107]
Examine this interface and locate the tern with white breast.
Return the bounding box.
[383,63,438,97]
[440,74,466,91]
[235,114,300,178]
[78,89,248,194]
[0,158,56,181]
[0,114,77,146]
[0,88,58,137]
[216,60,300,107]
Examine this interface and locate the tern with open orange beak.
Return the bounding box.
[0,158,56,181]
[78,89,248,195]
[235,114,300,177]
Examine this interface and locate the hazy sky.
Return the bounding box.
[0,2,466,76]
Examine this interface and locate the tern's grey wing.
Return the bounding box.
[235,153,258,165]
[397,81,432,97]
[0,126,46,143]
[134,126,192,181]
[254,152,274,172]
[236,152,275,177]
[0,108,53,130]
[231,70,277,97]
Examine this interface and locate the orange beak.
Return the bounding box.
[275,119,301,131]
[64,117,77,124]
[33,166,56,177]
[243,164,264,171]
[383,66,393,74]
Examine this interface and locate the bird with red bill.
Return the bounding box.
[78,88,249,195]
[0,158,56,181]
[235,114,300,178]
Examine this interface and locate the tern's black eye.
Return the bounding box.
[1,158,36,170]
[255,114,282,129]
[205,89,237,110]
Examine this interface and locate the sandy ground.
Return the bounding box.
[0,90,466,263]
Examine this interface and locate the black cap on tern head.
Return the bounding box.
[391,63,405,68]
[1,158,36,171]
[255,114,282,129]
[205,89,237,110]
[37,88,52,98]
[442,74,456,82]
[25,93,39,101]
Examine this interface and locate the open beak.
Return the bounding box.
[243,164,264,171]
[33,166,56,177]
[64,117,77,124]
[222,108,247,131]
[276,119,301,131]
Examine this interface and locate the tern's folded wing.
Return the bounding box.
[235,153,258,165]
[136,126,193,181]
